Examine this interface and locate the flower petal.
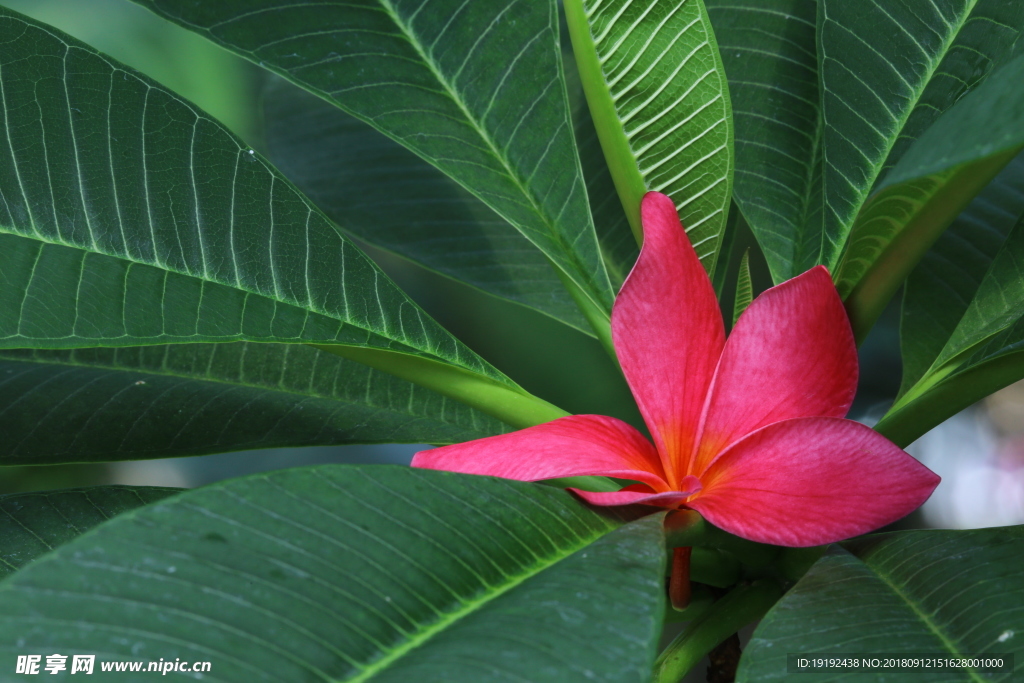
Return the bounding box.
[686,417,940,547]
[688,266,858,476]
[411,415,668,489]
[571,477,702,508]
[612,192,725,485]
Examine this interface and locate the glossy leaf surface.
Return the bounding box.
[705,0,821,283]
[819,0,1024,269]
[837,52,1024,340]
[0,7,508,393]
[878,250,1024,447]
[564,43,638,290]
[929,223,1024,374]
[876,154,1024,446]
[564,0,733,275]
[262,78,592,335]
[263,50,641,328]
[0,486,177,579]
[900,154,1024,397]
[738,527,1024,681]
[0,344,509,465]
[0,466,667,682]
[132,0,615,317]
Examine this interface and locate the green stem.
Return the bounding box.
[314,345,569,429]
[663,584,714,623]
[564,0,647,247]
[653,580,783,683]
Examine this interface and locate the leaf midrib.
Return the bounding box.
[347,516,612,681]
[0,225,425,352]
[0,11,513,385]
[864,551,987,683]
[824,0,980,254]
[164,0,611,312]
[373,0,607,311]
[593,0,731,269]
[0,347,437,412]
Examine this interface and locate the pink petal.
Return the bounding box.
[612,192,725,485]
[688,266,858,476]
[411,415,668,489]
[571,477,702,508]
[686,417,940,547]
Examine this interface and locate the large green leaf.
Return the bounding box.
[0,8,568,429]
[0,7,464,360]
[836,51,1024,340]
[132,0,615,320]
[818,0,1024,271]
[262,77,591,336]
[873,154,1024,447]
[572,105,638,290]
[0,344,509,465]
[927,225,1024,374]
[261,44,640,335]
[705,0,822,284]
[563,37,638,290]
[564,0,733,276]
[0,486,177,580]
[0,466,667,682]
[738,527,1024,682]
[878,228,1024,447]
[900,153,1024,398]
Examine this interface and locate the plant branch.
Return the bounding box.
[653,579,783,683]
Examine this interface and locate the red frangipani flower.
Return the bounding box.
[413,192,939,547]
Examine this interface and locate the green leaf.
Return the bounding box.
[899,153,1024,398]
[132,0,616,319]
[0,8,568,428]
[924,221,1024,375]
[655,580,782,683]
[0,8,468,360]
[874,154,1024,447]
[705,0,822,284]
[0,344,510,465]
[564,0,733,276]
[0,466,667,682]
[732,249,752,327]
[563,39,638,290]
[710,200,742,298]
[877,348,1024,448]
[877,215,1024,447]
[737,527,1024,682]
[262,77,593,336]
[0,486,178,580]
[316,345,569,431]
[836,51,1024,341]
[819,0,1024,271]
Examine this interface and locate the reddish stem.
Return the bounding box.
[670,546,692,610]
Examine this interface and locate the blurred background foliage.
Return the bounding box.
[1,0,1020,532]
